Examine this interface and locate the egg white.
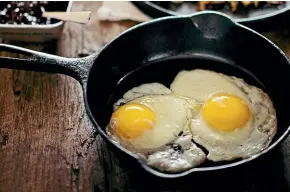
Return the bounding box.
[170,69,250,102]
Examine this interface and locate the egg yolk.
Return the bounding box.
[110,103,156,139]
[201,93,251,131]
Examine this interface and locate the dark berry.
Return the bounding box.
[0,1,60,25]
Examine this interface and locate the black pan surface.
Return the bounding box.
[133,1,290,32]
[0,11,289,178]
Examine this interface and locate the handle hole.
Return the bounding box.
[0,51,31,59]
[0,41,57,59]
[0,42,40,59]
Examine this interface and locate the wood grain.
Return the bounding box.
[1,1,290,192]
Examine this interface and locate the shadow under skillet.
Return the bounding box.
[123,144,290,192]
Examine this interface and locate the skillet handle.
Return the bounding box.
[0,43,96,86]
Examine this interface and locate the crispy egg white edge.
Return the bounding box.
[146,133,206,172]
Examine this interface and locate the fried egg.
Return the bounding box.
[171,69,277,162]
[110,95,194,150]
[107,83,206,172]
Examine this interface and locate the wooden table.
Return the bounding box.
[1,2,290,192]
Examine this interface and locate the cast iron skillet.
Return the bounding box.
[0,11,290,178]
[133,1,290,32]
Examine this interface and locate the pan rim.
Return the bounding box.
[84,11,290,178]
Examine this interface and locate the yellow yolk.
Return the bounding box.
[201,93,251,131]
[110,103,156,139]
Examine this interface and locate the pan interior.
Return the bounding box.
[88,52,289,170]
